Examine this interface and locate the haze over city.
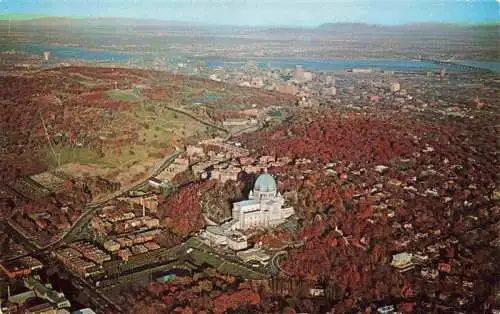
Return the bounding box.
[0,0,498,314]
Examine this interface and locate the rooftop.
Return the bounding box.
[234,199,259,207]
[206,225,226,236]
[237,248,270,262]
[254,169,277,192]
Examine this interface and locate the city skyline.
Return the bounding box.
[0,0,498,27]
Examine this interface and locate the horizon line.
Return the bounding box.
[0,13,498,28]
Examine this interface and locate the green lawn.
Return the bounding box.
[106,90,141,103]
[42,142,151,171]
[183,238,268,279]
[190,249,224,268]
[42,146,102,168]
[125,104,208,146]
[218,262,266,280]
[42,103,207,172]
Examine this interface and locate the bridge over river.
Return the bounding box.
[418,58,493,73]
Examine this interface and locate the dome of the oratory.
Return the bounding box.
[254,170,277,193]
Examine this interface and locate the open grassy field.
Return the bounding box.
[0,65,293,185]
[189,249,224,268]
[106,89,142,103]
[183,238,268,279]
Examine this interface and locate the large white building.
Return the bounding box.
[202,170,294,248]
[230,169,294,230]
[390,81,401,92]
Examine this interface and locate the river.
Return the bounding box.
[205,58,500,73]
[19,43,132,61]
[9,43,500,73]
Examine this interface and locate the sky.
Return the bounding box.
[0,0,498,27]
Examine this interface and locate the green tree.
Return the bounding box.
[132,85,141,96]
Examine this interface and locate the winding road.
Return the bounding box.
[1,150,185,260]
[164,105,229,134]
[46,150,184,249]
[4,103,264,256]
[271,251,292,277]
[2,103,273,264]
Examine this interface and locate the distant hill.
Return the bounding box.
[315,22,396,35]
[317,22,385,30]
[317,22,499,32]
[1,14,497,29]
[25,17,76,25]
[0,15,203,28]
[0,13,50,20]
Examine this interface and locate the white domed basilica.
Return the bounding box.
[202,169,294,249]
[230,169,294,230]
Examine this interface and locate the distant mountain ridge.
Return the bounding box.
[0,14,497,29]
[0,13,50,20]
[0,15,203,27]
[317,22,382,29]
[317,22,498,30]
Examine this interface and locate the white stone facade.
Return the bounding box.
[202,170,294,250]
[230,170,294,230]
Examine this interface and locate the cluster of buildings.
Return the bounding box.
[206,154,292,184]
[91,207,160,236]
[1,275,73,313]
[241,155,292,172]
[148,138,253,187]
[126,196,159,213]
[115,240,161,262]
[105,229,162,261]
[187,139,249,179]
[24,276,71,309]
[0,257,43,279]
[54,247,103,278]
[358,158,496,310]
[200,59,489,117]
[70,242,111,265]
[209,162,243,184]
[206,63,315,95]
[200,138,250,158]
[204,63,334,107]
[55,203,163,277]
[203,62,432,110]
[201,170,294,254]
[4,172,85,246]
[183,135,295,184]
[390,234,462,278]
[89,203,163,263]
